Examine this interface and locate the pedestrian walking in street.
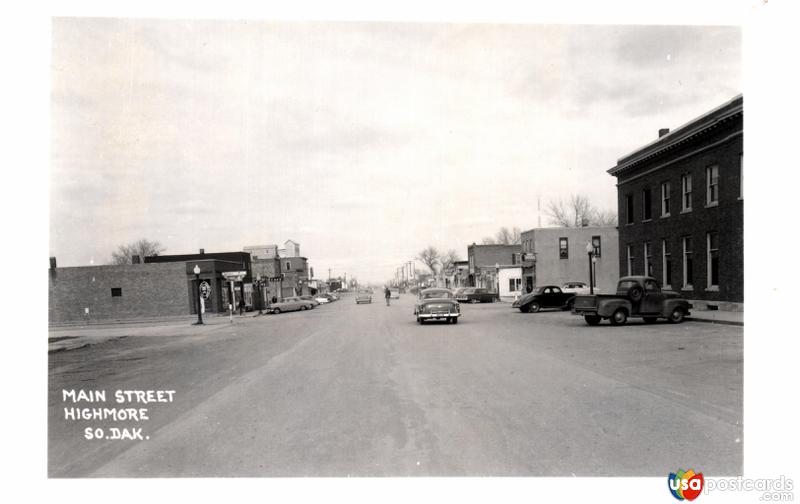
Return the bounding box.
[384,286,391,306]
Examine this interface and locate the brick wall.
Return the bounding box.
[615,123,743,303]
[49,263,190,324]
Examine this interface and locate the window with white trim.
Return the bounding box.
[661,182,671,216]
[642,188,652,220]
[682,236,693,289]
[681,174,692,212]
[662,240,672,288]
[626,244,635,276]
[707,232,719,289]
[644,242,653,276]
[706,165,719,205]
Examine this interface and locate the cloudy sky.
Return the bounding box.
[50,19,741,282]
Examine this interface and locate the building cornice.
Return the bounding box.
[608,94,743,178]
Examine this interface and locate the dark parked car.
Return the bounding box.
[414,288,461,324]
[572,276,692,325]
[454,287,497,304]
[512,285,576,313]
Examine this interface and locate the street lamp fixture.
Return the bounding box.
[585,242,595,295]
[193,264,203,325]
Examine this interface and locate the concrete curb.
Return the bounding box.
[687,316,743,327]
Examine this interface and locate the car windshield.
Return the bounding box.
[462,288,475,294]
[421,290,452,300]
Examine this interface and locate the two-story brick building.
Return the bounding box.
[608,94,743,309]
[466,244,522,292]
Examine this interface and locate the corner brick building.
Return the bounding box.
[608,95,743,308]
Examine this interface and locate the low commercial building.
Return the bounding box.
[608,94,743,309]
[48,254,250,324]
[520,227,619,293]
[467,244,523,292]
[498,266,523,300]
[145,250,253,311]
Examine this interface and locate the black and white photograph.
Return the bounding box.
[7,1,798,503]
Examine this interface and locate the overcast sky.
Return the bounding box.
[50,19,741,282]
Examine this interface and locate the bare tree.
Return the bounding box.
[416,246,441,274]
[545,194,617,227]
[495,226,522,245]
[481,227,522,245]
[440,249,462,274]
[111,239,166,264]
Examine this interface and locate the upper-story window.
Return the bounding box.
[642,188,652,220]
[286,261,291,271]
[559,237,569,259]
[706,165,719,206]
[681,174,692,212]
[707,232,719,289]
[626,194,634,224]
[592,235,601,257]
[661,182,671,216]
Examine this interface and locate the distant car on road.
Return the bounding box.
[572,276,692,326]
[355,290,372,304]
[455,287,497,304]
[561,281,601,296]
[512,285,576,313]
[314,295,331,304]
[269,297,315,314]
[414,288,461,324]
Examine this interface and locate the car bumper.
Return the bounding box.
[417,312,460,319]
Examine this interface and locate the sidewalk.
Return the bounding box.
[48,312,266,353]
[687,309,743,326]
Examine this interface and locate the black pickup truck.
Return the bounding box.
[571,276,692,326]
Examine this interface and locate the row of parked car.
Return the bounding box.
[414,276,692,326]
[267,292,341,314]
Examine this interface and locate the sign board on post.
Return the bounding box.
[199,281,211,299]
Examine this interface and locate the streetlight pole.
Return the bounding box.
[585,242,595,295]
[495,262,500,302]
[193,265,203,325]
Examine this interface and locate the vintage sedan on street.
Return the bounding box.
[355,290,372,304]
[454,287,497,303]
[414,288,461,324]
[314,295,331,304]
[512,285,576,313]
[268,296,315,314]
[561,281,601,295]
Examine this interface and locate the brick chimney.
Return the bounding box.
[658,128,670,138]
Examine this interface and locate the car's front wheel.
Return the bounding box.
[417,317,424,324]
[527,302,541,313]
[273,308,281,314]
[668,307,685,324]
[451,317,458,324]
[610,309,628,326]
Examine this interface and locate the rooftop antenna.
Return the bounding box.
[537,195,541,228]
